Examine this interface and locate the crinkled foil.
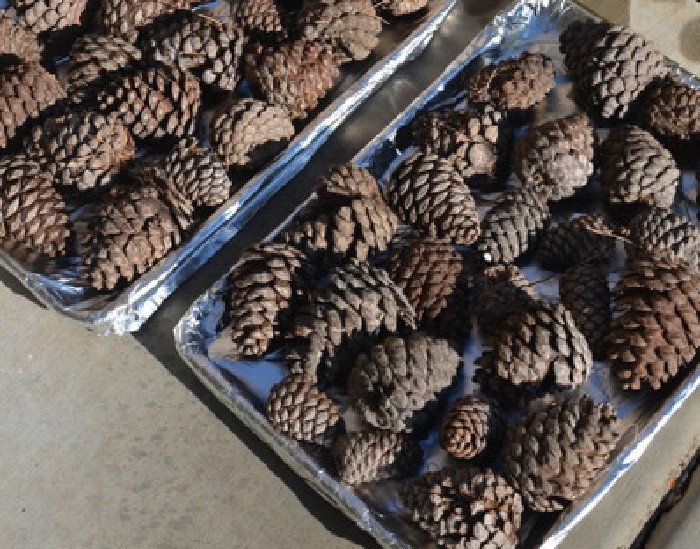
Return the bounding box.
[175,1,700,547]
[0,0,456,334]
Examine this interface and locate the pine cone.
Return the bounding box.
[0,62,66,149]
[245,39,341,120]
[477,188,550,264]
[209,98,295,169]
[11,0,87,34]
[559,19,611,81]
[400,467,523,549]
[504,394,619,512]
[385,151,480,245]
[235,0,288,43]
[96,0,193,42]
[375,0,427,16]
[0,13,43,63]
[514,114,594,201]
[439,396,504,460]
[607,256,700,390]
[266,374,342,447]
[348,333,460,432]
[466,52,555,113]
[560,262,611,359]
[0,155,69,262]
[537,213,615,271]
[332,430,421,485]
[315,163,380,199]
[96,63,201,141]
[642,77,700,151]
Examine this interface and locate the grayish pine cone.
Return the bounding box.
[439,396,505,460]
[96,0,193,42]
[642,77,700,150]
[66,34,142,93]
[0,13,43,63]
[11,0,87,34]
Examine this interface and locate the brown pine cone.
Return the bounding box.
[209,98,295,170]
[608,255,700,390]
[245,39,341,120]
[375,0,427,16]
[235,0,288,43]
[559,19,611,81]
[515,114,595,201]
[348,332,460,433]
[560,262,612,359]
[439,396,504,460]
[266,374,342,447]
[0,13,43,63]
[0,155,70,262]
[466,52,555,114]
[332,430,421,485]
[10,0,86,34]
[315,163,380,199]
[504,394,619,512]
[642,77,699,151]
[96,0,193,42]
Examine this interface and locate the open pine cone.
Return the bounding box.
[375,0,428,16]
[439,396,505,460]
[0,13,43,63]
[315,163,381,199]
[235,0,289,43]
[11,0,87,35]
[96,0,194,42]
[642,77,699,153]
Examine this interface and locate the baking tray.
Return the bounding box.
[0,0,456,334]
[174,0,700,547]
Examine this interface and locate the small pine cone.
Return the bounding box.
[642,77,700,150]
[477,188,550,264]
[96,0,193,42]
[472,265,538,337]
[97,63,201,141]
[315,163,380,199]
[266,374,342,447]
[375,0,427,16]
[164,137,231,208]
[209,98,295,170]
[0,13,43,63]
[10,0,87,35]
[235,0,287,42]
[607,256,700,390]
[466,52,555,113]
[348,333,460,433]
[504,394,619,512]
[226,243,308,358]
[332,430,421,485]
[245,39,341,120]
[0,155,69,262]
[537,213,615,271]
[560,262,612,359]
[515,114,595,201]
[0,62,66,149]
[439,396,504,460]
[400,467,523,549]
[139,10,247,92]
[385,151,480,245]
[601,125,680,214]
[25,111,135,190]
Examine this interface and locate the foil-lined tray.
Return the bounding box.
[175,1,700,546]
[0,0,456,334]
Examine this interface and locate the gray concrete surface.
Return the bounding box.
[1,1,698,548]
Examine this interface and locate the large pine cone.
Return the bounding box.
[607,256,700,390]
[0,62,66,149]
[477,188,550,264]
[245,39,340,120]
[332,430,421,485]
[225,243,308,358]
[515,114,594,201]
[466,52,555,113]
[348,333,460,432]
[0,155,69,262]
[560,262,611,359]
[376,0,427,16]
[400,467,523,549]
[642,77,699,151]
[504,394,619,512]
[10,0,87,34]
[0,13,43,63]
[266,374,343,447]
[385,151,480,245]
[235,0,288,42]
[209,98,295,170]
[96,0,193,42]
[439,396,504,460]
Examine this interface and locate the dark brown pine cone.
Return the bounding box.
[0,13,43,63]
[476,187,550,264]
[332,430,421,485]
[209,98,295,170]
[266,374,343,447]
[244,39,341,120]
[235,0,288,43]
[439,396,504,460]
[504,394,619,512]
[400,467,523,549]
[66,34,142,93]
[96,0,193,42]
[515,114,595,201]
[642,77,699,151]
[560,262,611,360]
[315,163,380,199]
[10,0,87,34]
[225,242,308,358]
[0,62,66,149]
[466,52,555,114]
[348,333,460,433]
[385,151,480,245]
[559,19,611,81]
[0,155,70,262]
[537,213,615,271]
[375,0,427,16]
[607,255,700,390]
[601,125,679,216]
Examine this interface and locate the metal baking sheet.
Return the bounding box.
[0,0,456,334]
[174,1,700,547]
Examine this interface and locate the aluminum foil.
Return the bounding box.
[175,1,700,547]
[0,0,456,334]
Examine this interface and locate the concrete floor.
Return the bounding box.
[1,1,699,548]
